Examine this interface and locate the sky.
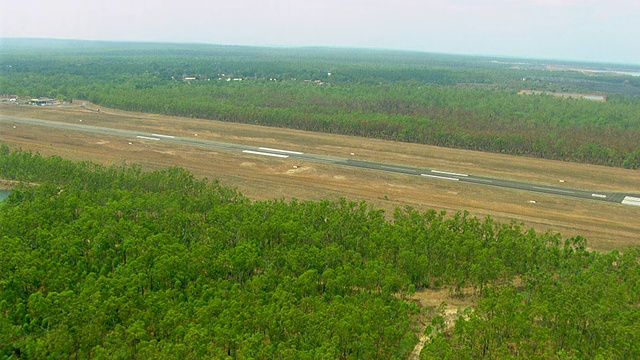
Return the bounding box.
[1,0,639,65]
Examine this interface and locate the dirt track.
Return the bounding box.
[1,103,639,251]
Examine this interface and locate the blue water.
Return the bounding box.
[0,190,10,201]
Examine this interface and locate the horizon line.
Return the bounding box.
[1,36,639,68]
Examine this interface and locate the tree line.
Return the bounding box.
[1,145,639,358]
[2,41,640,168]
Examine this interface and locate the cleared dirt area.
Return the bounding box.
[407,287,475,359]
[1,103,639,251]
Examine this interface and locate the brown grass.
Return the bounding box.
[2,103,639,251]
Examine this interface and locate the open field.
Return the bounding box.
[1,103,639,251]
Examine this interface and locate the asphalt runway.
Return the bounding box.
[2,114,640,207]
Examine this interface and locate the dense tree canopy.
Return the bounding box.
[1,146,639,359]
[2,40,640,168]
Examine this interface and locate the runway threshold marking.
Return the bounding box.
[431,170,468,177]
[622,196,640,207]
[591,194,607,199]
[258,147,303,155]
[243,150,289,158]
[136,135,160,141]
[421,174,460,181]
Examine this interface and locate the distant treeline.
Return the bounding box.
[2,40,640,168]
[1,145,639,358]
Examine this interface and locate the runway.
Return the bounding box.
[2,114,639,206]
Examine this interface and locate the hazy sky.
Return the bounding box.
[2,0,639,64]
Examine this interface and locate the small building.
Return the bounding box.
[1,94,17,103]
[28,98,55,106]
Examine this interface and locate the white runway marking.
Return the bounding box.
[136,136,160,141]
[151,133,175,139]
[622,196,640,206]
[591,194,607,198]
[532,186,575,194]
[431,170,468,177]
[421,174,460,181]
[243,150,289,158]
[258,147,303,155]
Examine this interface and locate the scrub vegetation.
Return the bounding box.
[2,39,640,168]
[0,147,639,359]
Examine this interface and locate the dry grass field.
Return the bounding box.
[1,103,639,251]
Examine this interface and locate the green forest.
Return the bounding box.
[1,145,639,359]
[2,39,640,168]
